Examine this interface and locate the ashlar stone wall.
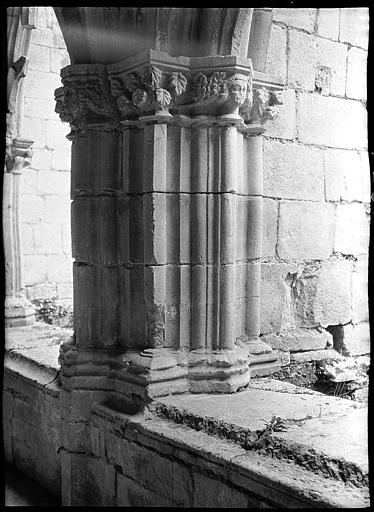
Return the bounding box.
[19,7,72,309]
[260,7,370,352]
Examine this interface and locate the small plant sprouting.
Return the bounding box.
[261,415,288,433]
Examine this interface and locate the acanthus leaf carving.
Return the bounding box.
[142,65,162,89]
[155,88,171,110]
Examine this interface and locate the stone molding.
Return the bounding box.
[55,50,284,133]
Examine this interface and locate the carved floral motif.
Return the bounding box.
[109,65,187,117]
[55,74,118,130]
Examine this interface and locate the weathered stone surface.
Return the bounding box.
[288,31,347,95]
[28,44,51,72]
[333,322,370,356]
[30,149,51,170]
[23,255,48,285]
[324,148,364,202]
[298,94,367,149]
[290,349,343,363]
[262,328,331,353]
[346,46,367,101]
[33,224,63,253]
[352,256,369,324]
[263,140,324,201]
[339,8,369,49]
[193,472,248,508]
[116,473,170,507]
[24,70,62,101]
[272,8,317,32]
[22,117,47,148]
[24,98,59,120]
[277,201,334,261]
[264,89,296,140]
[317,9,339,40]
[334,203,370,257]
[313,259,353,327]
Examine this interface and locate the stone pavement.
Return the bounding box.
[154,377,368,488]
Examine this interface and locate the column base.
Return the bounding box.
[5,295,35,327]
[60,339,288,406]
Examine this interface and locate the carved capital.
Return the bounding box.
[5,137,33,173]
[55,65,119,132]
[243,86,283,125]
[109,65,187,118]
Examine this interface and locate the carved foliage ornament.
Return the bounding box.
[55,74,118,130]
[109,65,188,117]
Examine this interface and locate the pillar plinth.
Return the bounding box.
[56,50,284,402]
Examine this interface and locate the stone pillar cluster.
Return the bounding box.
[56,50,283,403]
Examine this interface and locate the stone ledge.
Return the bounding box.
[91,401,369,507]
[152,379,368,491]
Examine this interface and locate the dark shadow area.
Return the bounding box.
[4,464,60,507]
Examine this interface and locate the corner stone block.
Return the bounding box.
[277,201,334,261]
[334,203,370,257]
[263,140,324,201]
[298,94,367,150]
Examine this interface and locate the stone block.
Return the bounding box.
[260,263,297,334]
[30,148,51,170]
[339,8,369,49]
[352,256,369,324]
[28,44,51,72]
[263,140,324,201]
[346,47,367,101]
[45,120,71,150]
[50,47,70,73]
[277,201,334,260]
[334,203,370,256]
[192,471,248,508]
[51,149,71,171]
[37,170,70,195]
[47,254,72,283]
[24,70,62,100]
[272,8,317,32]
[21,225,34,254]
[33,224,63,254]
[61,225,72,256]
[116,473,170,507]
[45,195,70,224]
[22,117,46,148]
[360,152,371,203]
[262,328,330,352]
[313,259,353,327]
[333,322,370,356]
[288,31,347,95]
[25,282,57,301]
[262,198,278,259]
[24,98,59,120]
[20,194,45,223]
[264,89,296,140]
[68,454,116,506]
[31,27,58,47]
[265,24,287,81]
[317,9,340,40]
[298,94,367,150]
[35,6,54,28]
[290,348,342,363]
[324,149,363,202]
[21,168,39,195]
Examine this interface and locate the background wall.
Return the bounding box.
[19,7,72,319]
[259,7,370,353]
